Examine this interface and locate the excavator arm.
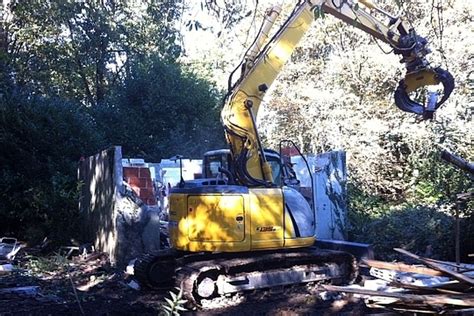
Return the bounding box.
[221,0,454,187]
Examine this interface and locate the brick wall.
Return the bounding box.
[123,167,157,205]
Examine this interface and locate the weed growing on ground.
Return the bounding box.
[160,286,187,316]
[25,252,69,276]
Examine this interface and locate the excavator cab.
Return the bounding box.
[203,148,298,187]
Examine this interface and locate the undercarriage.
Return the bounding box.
[134,247,358,306]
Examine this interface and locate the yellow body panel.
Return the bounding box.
[169,193,251,252]
[249,188,284,249]
[187,195,245,242]
[284,237,315,248]
[169,194,187,249]
[284,207,296,239]
[169,188,314,252]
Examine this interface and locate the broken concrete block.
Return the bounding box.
[142,210,161,253]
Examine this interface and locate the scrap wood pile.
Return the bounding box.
[323,248,474,314]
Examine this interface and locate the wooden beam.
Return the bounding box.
[423,257,473,271]
[321,285,474,307]
[362,259,444,277]
[451,307,474,313]
[394,248,474,286]
[389,281,464,295]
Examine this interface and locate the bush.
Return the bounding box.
[0,94,105,244]
[92,57,225,161]
[351,204,454,261]
[347,183,474,261]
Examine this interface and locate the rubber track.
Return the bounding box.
[134,247,357,306]
[175,247,358,305]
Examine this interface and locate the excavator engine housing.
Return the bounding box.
[169,184,315,252]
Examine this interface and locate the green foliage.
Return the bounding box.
[6,0,183,105]
[0,94,105,243]
[348,199,451,260]
[348,182,473,261]
[313,6,326,20]
[409,152,473,206]
[93,56,225,160]
[159,287,187,316]
[347,145,473,260]
[0,56,224,243]
[25,252,69,276]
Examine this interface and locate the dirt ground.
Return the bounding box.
[0,249,378,316]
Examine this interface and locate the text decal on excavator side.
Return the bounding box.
[256,226,281,232]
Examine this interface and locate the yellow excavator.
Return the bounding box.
[135,0,454,304]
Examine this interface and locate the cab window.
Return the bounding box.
[204,154,229,178]
[266,156,282,186]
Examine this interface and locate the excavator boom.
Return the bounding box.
[222,0,454,186]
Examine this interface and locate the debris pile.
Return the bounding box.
[323,248,474,314]
[0,241,135,314]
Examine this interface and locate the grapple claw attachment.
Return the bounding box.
[394,67,455,120]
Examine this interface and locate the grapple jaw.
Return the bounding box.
[394,67,455,120]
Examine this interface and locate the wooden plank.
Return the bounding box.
[321,285,474,307]
[83,252,104,262]
[389,281,464,295]
[377,304,440,314]
[450,307,474,313]
[362,259,444,277]
[0,286,40,295]
[367,303,439,314]
[394,248,474,286]
[420,257,474,272]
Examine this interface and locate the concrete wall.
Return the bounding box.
[79,147,161,267]
[78,147,119,261]
[292,151,348,240]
